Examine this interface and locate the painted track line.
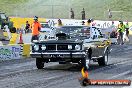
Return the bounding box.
[108,70,131,79]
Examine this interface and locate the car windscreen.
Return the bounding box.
[57,26,90,34]
[56,26,90,39]
[85,41,101,43]
[41,24,50,28]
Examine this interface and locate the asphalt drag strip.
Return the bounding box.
[0,44,132,88]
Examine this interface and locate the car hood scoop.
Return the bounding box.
[56,33,67,40]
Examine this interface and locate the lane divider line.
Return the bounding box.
[108,70,131,79]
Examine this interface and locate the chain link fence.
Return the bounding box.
[1,1,132,21]
[104,11,132,21]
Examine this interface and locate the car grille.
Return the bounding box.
[57,45,68,50]
[46,45,56,50]
[45,44,73,50]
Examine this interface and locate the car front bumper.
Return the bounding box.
[30,52,86,59]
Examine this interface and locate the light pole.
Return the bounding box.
[68,0,72,19]
[51,0,53,18]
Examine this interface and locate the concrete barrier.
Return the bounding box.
[13,43,31,58]
[0,44,22,60]
[22,43,31,57]
[0,43,31,60]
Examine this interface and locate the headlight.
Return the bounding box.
[33,40,38,43]
[34,45,39,51]
[41,45,46,50]
[68,45,72,50]
[75,45,81,50]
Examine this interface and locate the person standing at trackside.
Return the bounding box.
[31,16,41,42]
[111,21,115,28]
[117,21,126,45]
[81,8,85,20]
[108,9,112,19]
[110,21,117,38]
[85,19,92,26]
[57,19,63,26]
[125,22,129,38]
[123,21,130,42]
[70,8,74,19]
[25,21,30,33]
[111,21,116,32]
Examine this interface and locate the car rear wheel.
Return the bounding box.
[10,27,16,33]
[36,58,44,69]
[98,50,108,66]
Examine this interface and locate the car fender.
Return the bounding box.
[103,46,109,55]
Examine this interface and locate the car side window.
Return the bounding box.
[41,24,44,28]
[41,24,50,28]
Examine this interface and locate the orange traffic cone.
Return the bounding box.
[18,31,24,44]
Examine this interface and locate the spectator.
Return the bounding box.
[81,8,86,20]
[123,21,129,42]
[25,21,30,33]
[125,21,129,37]
[110,21,117,38]
[108,9,112,18]
[70,8,74,19]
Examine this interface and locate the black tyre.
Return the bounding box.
[10,27,16,33]
[98,50,108,66]
[81,55,89,69]
[36,58,44,69]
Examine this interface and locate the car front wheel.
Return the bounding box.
[81,55,90,69]
[98,50,108,66]
[36,58,44,69]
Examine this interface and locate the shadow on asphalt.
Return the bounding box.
[43,63,104,72]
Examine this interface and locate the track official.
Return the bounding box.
[117,21,126,45]
[31,16,41,42]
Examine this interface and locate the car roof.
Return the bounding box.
[40,22,48,24]
[56,25,90,28]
